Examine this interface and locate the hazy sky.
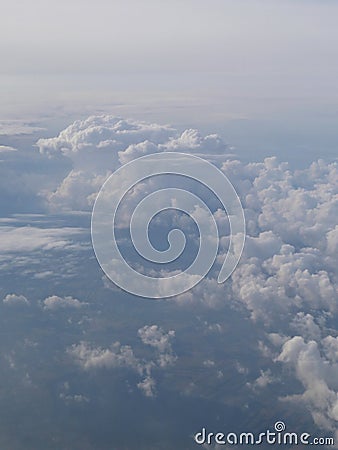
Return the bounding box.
[2,0,338,163]
[3,0,338,75]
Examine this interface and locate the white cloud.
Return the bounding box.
[203,360,215,368]
[0,226,85,253]
[138,325,177,368]
[3,293,29,306]
[43,295,87,311]
[137,376,156,398]
[164,128,225,154]
[36,115,229,211]
[68,324,177,397]
[138,325,174,353]
[0,145,17,152]
[0,120,45,136]
[290,313,322,342]
[277,336,338,439]
[322,336,338,364]
[219,156,337,436]
[248,369,277,390]
[31,115,338,428]
[67,341,142,374]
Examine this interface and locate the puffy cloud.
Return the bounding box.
[67,341,142,373]
[248,369,277,390]
[277,336,338,438]
[43,295,87,311]
[38,115,337,309]
[68,324,177,397]
[137,376,156,398]
[203,359,215,367]
[322,336,338,364]
[164,128,225,154]
[230,173,337,319]
[45,170,110,212]
[36,115,229,211]
[138,325,176,368]
[220,156,337,437]
[37,116,174,160]
[3,293,29,306]
[34,115,338,429]
[290,313,322,342]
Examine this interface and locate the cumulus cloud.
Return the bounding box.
[165,128,225,154]
[137,376,156,398]
[290,313,322,342]
[37,116,337,308]
[248,369,277,390]
[228,156,338,321]
[3,293,30,306]
[277,336,338,441]
[43,295,88,311]
[217,155,337,438]
[35,115,337,429]
[138,325,177,367]
[67,341,142,373]
[36,115,228,211]
[68,324,177,397]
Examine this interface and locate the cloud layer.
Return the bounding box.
[8,114,337,440]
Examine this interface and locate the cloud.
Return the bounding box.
[138,325,177,367]
[3,293,30,306]
[67,341,142,373]
[58,381,91,405]
[0,120,45,136]
[67,324,177,397]
[214,154,337,438]
[25,115,338,430]
[59,393,90,404]
[0,226,86,253]
[248,369,277,390]
[37,115,174,165]
[226,156,338,323]
[43,295,88,311]
[36,115,229,211]
[0,147,47,215]
[277,336,338,441]
[137,376,156,398]
[0,145,17,153]
[164,128,225,154]
[37,116,337,308]
[290,313,322,342]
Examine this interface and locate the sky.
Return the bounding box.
[3,0,338,75]
[0,1,338,449]
[2,0,338,163]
